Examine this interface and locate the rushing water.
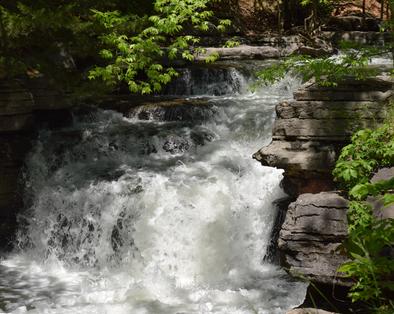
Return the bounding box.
[0,62,307,314]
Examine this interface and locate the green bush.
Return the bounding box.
[333,106,394,311]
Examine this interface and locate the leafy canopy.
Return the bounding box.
[0,0,230,94]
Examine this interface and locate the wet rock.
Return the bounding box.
[278,192,350,286]
[162,135,191,154]
[128,99,214,122]
[0,134,32,251]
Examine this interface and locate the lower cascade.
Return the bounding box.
[0,66,307,314]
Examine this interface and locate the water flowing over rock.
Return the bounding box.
[0,63,308,314]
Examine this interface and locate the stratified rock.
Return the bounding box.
[276,100,389,120]
[294,78,394,102]
[0,79,72,132]
[254,76,393,196]
[253,141,337,195]
[278,192,350,286]
[195,45,281,61]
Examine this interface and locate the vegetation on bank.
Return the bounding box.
[256,2,394,311]
[333,107,394,313]
[1,0,391,96]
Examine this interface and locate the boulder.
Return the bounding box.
[278,192,350,286]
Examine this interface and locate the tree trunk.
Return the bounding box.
[277,0,282,36]
[381,0,385,20]
[282,0,291,30]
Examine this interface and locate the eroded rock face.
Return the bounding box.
[255,76,393,292]
[0,134,31,250]
[278,192,350,286]
[254,76,393,196]
[0,79,73,251]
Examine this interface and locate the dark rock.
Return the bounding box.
[323,16,380,32]
[128,99,214,122]
[295,46,334,58]
[0,134,32,251]
[278,192,350,286]
[162,135,191,154]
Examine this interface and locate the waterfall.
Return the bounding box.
[0,62,307,314]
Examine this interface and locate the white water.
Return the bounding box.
[0,65,307,314]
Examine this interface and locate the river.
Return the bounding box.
[0,62,307,314]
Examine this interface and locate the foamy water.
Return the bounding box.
[0,65,307,314]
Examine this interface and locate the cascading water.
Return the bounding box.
[0,62,307,314]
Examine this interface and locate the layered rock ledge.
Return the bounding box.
[278,192,349,286]
[254,77,393,196]
[254,75,393,307]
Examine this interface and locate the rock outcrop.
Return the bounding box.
[0,80,71,132]
[278,192,350,285]
[254,76,393,196]
[254,75,393,309]
[0,79,72,251]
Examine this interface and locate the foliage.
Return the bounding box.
[256,43,387,87]
[0,0,229,94]
[333,108,394,309]
[89,0,231,94]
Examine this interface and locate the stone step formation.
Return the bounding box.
[253,75,393,307]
